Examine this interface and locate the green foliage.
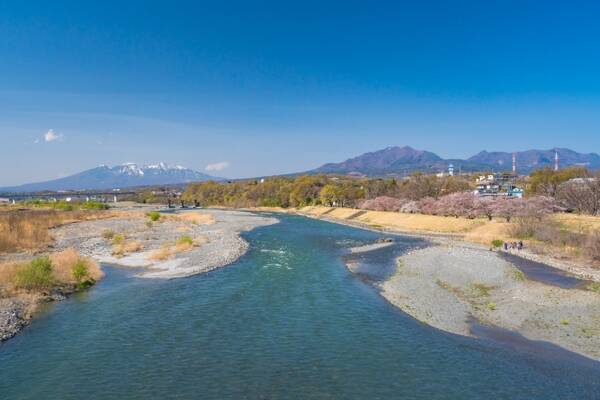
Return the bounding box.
[81,201,109,210]
[513,269,526,282]
[102,229,115,240]
[12,256,54,291]
[72,260,89,283]
[176,235,194,246]
[560,319,569,326]
[486,302,497,311]
[528,167,589,197]
[112,234,125,245]
[148,211,161,222]
[491,239,503,248]
[586,282,600,294]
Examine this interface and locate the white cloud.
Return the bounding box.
[44,129,64,142]
[205,161,230,172]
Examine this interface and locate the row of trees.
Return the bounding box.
[183,167,599,216]
[526,167,600,215]
[359,193,558,221]
[182,174,473,209]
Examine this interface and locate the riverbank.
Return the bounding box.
[254,206,600,360]
[52,208,278,278]
[269,205,600,282]
[379,244,600,360]
[1,207,277,341]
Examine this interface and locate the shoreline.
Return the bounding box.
[52,208,278,279]
[1,208,278,342]
[252,206,600,360]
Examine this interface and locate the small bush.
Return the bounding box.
[145,221,153,228]
[148,211,161,222]
[491,239,503,248]
[12,257,54,291]
[102,229,115,240]
[487,302,496,311]
[176,235,194,246]
[82,201,109,210]
[560,319,569,326]
[72,260,89,283]
[586,282,600,294]
[112,234,125,245]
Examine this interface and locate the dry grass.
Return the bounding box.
[0,248,103,295]
[112,240,144,257]
[170,212,215,225]
[147,245,173,261]
[49,248,104,283]
[0,261,22,289]
[302,206,484,234]
[551,213,600,234]
[0,208,117,253]
[463,221,512,245]
[147,234,208,262]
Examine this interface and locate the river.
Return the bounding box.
[1,214,599,399]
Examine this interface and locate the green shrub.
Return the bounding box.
[82,201,109,210]
[586,282,600,294]
[148,211,161,222]
[145,221,153,228]
[112,234,125,245]
[13,257,54,291]
[72,260,89,283]
[487,302,497,311]
[176,235,194,246]
[53,201,74,211]
[102,230,115,240]
[491,239,503,248]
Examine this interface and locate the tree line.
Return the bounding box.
[182,166,600,216]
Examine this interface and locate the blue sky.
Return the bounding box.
[1,0,600,185]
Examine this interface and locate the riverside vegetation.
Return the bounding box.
[0,203,115,341]
[183,169,600,267]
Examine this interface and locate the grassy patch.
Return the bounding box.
[112,239,143,257]
[470,283,494,297]
[147,211,161,222]
[486,302,497,311]
[586,282,600,294]
[12,257,54,291]
[491,239,503,249]
[513,269,526,282]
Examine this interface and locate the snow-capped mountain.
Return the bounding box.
[0,163,221,193]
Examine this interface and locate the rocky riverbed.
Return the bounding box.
[52,208,278,278]
[378,243,600,360]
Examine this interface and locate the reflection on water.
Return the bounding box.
[1,214,599,400]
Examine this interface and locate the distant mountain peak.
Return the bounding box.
[0,162,221,193]
[311,146,600,176]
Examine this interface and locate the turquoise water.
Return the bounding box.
[1,214,599,399]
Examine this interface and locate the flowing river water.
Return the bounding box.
[1,214,599,399]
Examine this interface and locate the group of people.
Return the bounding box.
[504,241,524,251]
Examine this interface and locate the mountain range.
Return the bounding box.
[0,163,219,193]
[311,146,600,176]
[2,147,599,193]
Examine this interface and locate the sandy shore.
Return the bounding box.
[52,208,278,279]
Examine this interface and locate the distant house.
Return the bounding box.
[474,173,524,198]
[0,197,10,204]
